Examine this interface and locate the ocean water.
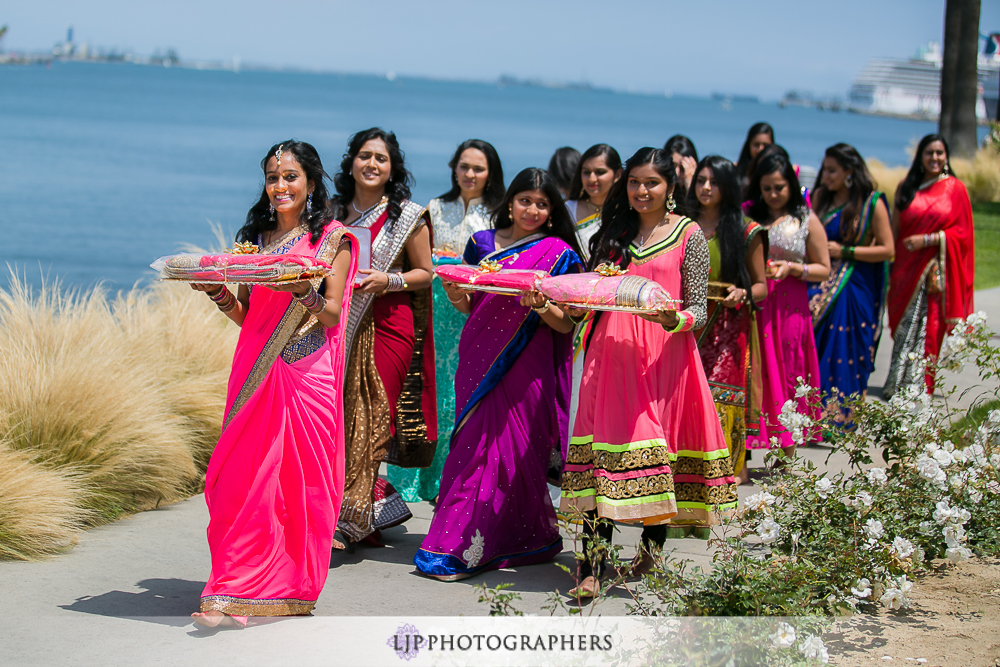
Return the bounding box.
[0,61,954,289]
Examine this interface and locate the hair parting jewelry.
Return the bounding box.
[275,144,283,167]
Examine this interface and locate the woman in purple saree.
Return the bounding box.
[414,168,583,580]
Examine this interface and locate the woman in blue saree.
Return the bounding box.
[808,144,894,416]
[414,168,583,580]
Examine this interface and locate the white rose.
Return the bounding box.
[890,537,915,559]
[850,577,872,598]
[798,635,830,663]
[945,546,972,564]
[866,467,888,485]
[757,518,780,544]
[880,587,906,610]
[942,524,966,549]
[745,491,776,512]
[864,518,885,539]
[815,477,834,498]
[769,622,796,649]
[857,491,874,507]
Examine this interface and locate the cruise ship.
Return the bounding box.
[849,34,1000,120]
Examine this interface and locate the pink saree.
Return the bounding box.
[199,222,358,618]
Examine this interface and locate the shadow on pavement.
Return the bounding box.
[59,578,206,626]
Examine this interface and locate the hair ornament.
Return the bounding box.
[275,144,284,167]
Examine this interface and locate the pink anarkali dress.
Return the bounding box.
[199,222,357,619]
[562,218,737,527]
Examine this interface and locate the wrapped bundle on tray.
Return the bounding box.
[435,260,547,295]
[537,264,680,313]
[151,251,335,284]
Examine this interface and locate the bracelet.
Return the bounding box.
[209,287,237,313]
[801,263,810,279]
[295,287,327,315]
[842,246,855,260]
[447,294,467,305]
[386,272,408,292]
[532,300,551,314]
[567,311,591,325]
[924,233,935,248]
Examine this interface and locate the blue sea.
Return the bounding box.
[0,61,960,289]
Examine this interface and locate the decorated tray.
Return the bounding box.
[435,261,548,295]
[152,246,335,284]
[537,263,681,313]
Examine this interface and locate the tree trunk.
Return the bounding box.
[939,0,981,158]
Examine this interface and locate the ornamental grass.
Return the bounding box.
[0,276,237,560]
[868,145,1000,207]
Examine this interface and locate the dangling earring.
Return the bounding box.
[306,193,313,215]
[508,204,514,218]
[845,174,853,188]
[666,193,676,214]
[269,204,276,221]
[943,164,950,175]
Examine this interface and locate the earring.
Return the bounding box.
[943,164,950,175]
[307,193,313,215]
[269,204,275,221]
[666,194,676,214]
[845,174,853,188]
[508,204,513,218]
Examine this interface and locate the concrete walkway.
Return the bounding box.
[2,288,998,664]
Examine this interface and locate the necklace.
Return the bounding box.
[636,213,671,250]
[588,200,602,216]
[918,172,949,191]
[351,200,363,214]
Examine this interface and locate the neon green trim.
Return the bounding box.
[562,488,596,498]
[676,501,739,511]
[591,438,667,452]
[597,492,676,507]
[667,311,689,333]
[569,435,594,446]
[674,448,731,461]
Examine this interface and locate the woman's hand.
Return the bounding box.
[827,241,843,260]
[560,304,589,320]
[720,285,747,309]
[190,283,222,293]
[265,281,311,295]
[354,269,389,294]
[902,234,927,252]
[768,260,792,281]
[637,308,679,329]
[519,290,548,310]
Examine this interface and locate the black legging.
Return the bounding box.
[577,511,667,579]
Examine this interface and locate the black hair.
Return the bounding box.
[567,144,622,203]
[895,133,954,212]
[746,144,808,223]
[589,147,689,270]
[492,168,584,259]
[437,139,506,209]
[237,139,333,246]
[330,127,413,226]
[687,155,754,292]
[811,142,876,244]
[547,146,581,195]
[664,134,699,162]
[736,122,775,184]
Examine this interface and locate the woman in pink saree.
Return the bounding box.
[190,141,357,629]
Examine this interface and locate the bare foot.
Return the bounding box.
[568,576,599,598]
[191,610,245,629]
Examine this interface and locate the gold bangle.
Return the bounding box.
[532,301,551,314]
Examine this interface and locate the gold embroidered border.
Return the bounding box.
[630,218,694,265]
[200,595,315,617]
[594,472,675,501]
[674,481,739,506]
[671,455,733,481]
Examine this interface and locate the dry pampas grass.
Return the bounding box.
[868,146,1000,208]
[0,276,238,560]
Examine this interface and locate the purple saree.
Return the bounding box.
[414,230,581,579]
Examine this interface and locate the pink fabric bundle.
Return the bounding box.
[151,253,335,283]
[538,272,677,312]
[435,264,547,295]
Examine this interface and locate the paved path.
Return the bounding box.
[2,288,998,664]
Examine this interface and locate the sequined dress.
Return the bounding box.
[747,212,821,449]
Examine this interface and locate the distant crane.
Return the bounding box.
[0,25,8,48]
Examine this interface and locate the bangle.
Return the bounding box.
[842,246,855,260]
[386,272,407,292]
[295,287,327,315]
[209,287,237,313]
[532,300,551,314]
[447,294,467,305]
[801,263,810,279]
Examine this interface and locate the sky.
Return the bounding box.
[3,0,1000,99]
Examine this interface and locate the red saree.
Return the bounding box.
[885,176,975,394]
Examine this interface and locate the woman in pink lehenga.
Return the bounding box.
[190,141,358,629]
[744,147,829,467]
[561,147,737,597]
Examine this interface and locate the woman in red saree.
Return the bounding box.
[190,140,358,628]
[329,128,437,548]
[884,134,975,397]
